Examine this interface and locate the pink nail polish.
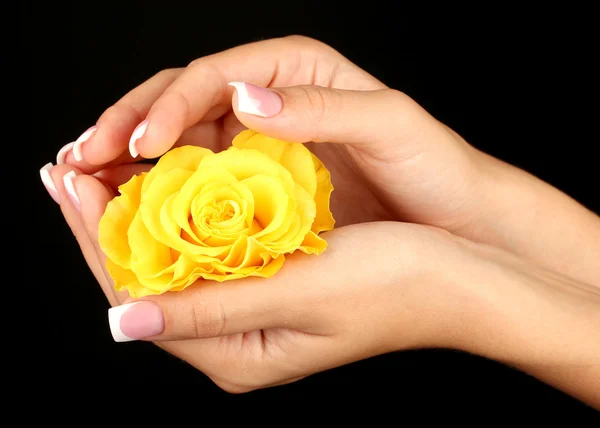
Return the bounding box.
[63,171,80,211]
[228,82,283,117]
[56,142,74,165]
[72,126,97,162]
[40,163,60,204]
[129,120,149,158]
[108,301,165,342]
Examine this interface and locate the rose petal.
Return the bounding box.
[260,183,316,253]
[106,258,145,297]
[140,167,225,259]
[141,145,214,194]
[127,210,177,289]
[241,175,293,243]
[98,173,146,269]
[233,129,317,197]
[311,154,336,233]
[220,235,248,268]
[190,184,251,244]
[212,237,285,277]
[162,194,232,258]
[172,166,240,242]
[202,146,295,192]
[297,230,328,255]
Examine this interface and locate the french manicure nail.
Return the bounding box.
[56,142,74,165]
[228,81,283,118]
[129,120,149,158]
[40,163,60,204]
[72,126,97,162]
[108,301,165,342]
[63,171,80,211]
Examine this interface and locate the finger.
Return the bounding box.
[170,120,222,151]
[104,222,402,344]
[60,68,183,167]
[128,35,356,160]
[58,143,141,175]
[106,235,350,343]
[72,174,132,305]
[228,82,450,158]
[62,119,222,177]
[106,272,301,343]
[93,163,153,193]
[47,165,122,306]
[221,110,247,144]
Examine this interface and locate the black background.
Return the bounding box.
[23,1,598,418]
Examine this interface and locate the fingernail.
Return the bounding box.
[56,142,74,165]
[72,126,97,162]
[108,301,165,342]
[39,163,60,204]
[129,120,149,158]
[228,81,283,118]
[63,171,80,211]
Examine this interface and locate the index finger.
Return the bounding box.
[128,36,300,160]
[74,36,323,167]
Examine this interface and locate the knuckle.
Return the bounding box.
[283,35,330,51]
[212,378,257,394]
[106,101,142,123]
[385,88,419,115]
[297,86,343,140]
[177,62,226,106]
[155,67,180,80]
[283,34,318,45]
[189,291,227,338]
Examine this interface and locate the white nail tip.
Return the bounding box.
[108,302,142,342]
[63,171,79,204]
[56,142,75,165]
[228,81,267,117]
[72,126,97,162]
[40,163,57,193]
[129,121,148,158]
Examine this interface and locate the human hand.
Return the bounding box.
[55,35,600,285]
[45,163,600,408]
[46,165,475,391]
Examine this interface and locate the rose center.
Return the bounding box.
[205,200,237,224]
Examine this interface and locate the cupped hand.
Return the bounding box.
[59,35,487,232]
[50,161,476,392]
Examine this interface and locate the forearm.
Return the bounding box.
[462,246,600,409]
[468,152,600,287]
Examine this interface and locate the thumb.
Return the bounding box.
[107,271,303,343]
[228,81,448,153]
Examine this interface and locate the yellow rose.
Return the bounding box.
[98,130,335,298]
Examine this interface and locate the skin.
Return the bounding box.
[49,35,600,408]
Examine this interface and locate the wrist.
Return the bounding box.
[453,242,600,407]
[466,150,600,286]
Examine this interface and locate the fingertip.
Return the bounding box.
[136,92,188,159]
[74,174,115,240]
[39,163,60,204]
[108,301,165,343]
[82,104,142,165]
[72,126,98,162]
[56,142,75,165]
[228,81,282,118]
[63,171,80,211]
[128,119,148,158]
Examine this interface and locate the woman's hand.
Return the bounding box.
[48,163,473,390]
[47,163,600,408]
[56,35,600,285]
[42,35,600,406]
